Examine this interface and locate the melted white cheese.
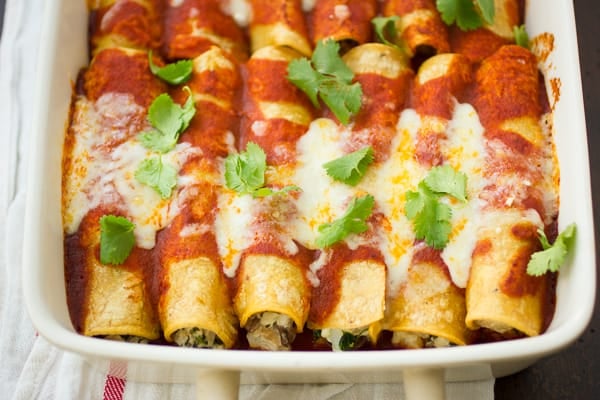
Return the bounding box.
[440,102,487,288]
[222,0,252,27]
[291,118,356,250]
[365,109,425,297]
[68,90,557,292]
[63,94,201,249]
[215,189,254,278]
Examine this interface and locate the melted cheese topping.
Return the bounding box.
[64,93,201,248]
[292,118,355,249]
[222,0,252,27]
[441,102,487,288]
[215,189,254,277]
[65,93,556,291]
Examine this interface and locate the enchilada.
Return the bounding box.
[62,0,565,351]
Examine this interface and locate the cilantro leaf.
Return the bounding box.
[147,94,185,137]
[224,142,267,195]
[138,129,178,153]
[371,16,401,48]
[436,0,487,31]
[513,25,530,49]
[180,86,196,132]
[253,185,302,198]
[315,194,375,248]
[406,182,453,249]
[323,146,374,186]
[287,39,363,125]
[312,39,354,82]
[287,58,322,107]
[423,165,468,202]
[527,223,577,276]
[224,142,299,198]
[319,78,363,125]
[405,167,468,249]
[477,0,495,25]
[135,156,178,199]
[99,215,136,265]
[148,50,193,85]
[139,89,196,153]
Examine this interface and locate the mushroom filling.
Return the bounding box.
[317,327,369,351]
[391,331,452,349]
[172,327,225,349]
[245,312,296,351]
[103,335,149,344]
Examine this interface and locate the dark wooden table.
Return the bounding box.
[496,0,600,398]
[0,0,597,398]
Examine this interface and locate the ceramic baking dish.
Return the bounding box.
[22,0,595,399]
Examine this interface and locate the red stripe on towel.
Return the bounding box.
[103,361,127,400]
[103,375,125,400]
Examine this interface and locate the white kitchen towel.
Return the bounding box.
[0,0,495,399]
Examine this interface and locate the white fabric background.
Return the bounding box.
[0,0,495,398]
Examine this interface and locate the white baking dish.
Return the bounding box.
[22,0,595,399]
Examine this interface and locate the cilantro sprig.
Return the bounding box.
[436,0,495,31]
[527,223,577,276]
[405,165,468,249]
[135,88,195,198]
[323,146,374,186]
[148,51,193,85]
[372,16,401,48]
[135,156,178,199]
[138,88,196,153]
[224,142,299,197]
[315,194,375,248]
[513,25,530,49]
[287,39,363,125]
[99,215,136,265]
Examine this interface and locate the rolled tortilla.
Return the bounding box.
[412,53,472,167]
[240,45,316,166]
[156,47,242,349]
[88,0,162,56]
[248,0,312,56]
[65,207,160,341]
[385,244,471,348]
[341,43,413,154]
[63,47,168,341]
[449,0,521,63]
[229,44,316,350]
[381,0,450,58]
[306,44,412,350]
[309,0,377,51]
[465,45,559,337]
[162,0,248,61]
[308,245,386,350]
[383,53,473,347]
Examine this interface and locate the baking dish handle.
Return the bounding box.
[195,369,240,399]
[403,368,446,400]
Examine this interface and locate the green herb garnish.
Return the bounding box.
[323,146,374,186]
[99,215,136,265]
[513,24,530,49]
[224,142,298,197]
[287,39,362,125]
[527,223,577,276]
[148,50,193,85]
[405,165,468,249]
[315,194,375,248]
[135,156,178,199]
[138,88,196,153]
[371,16,402,48]
[436,0,495,31]
[338,331,366,351]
